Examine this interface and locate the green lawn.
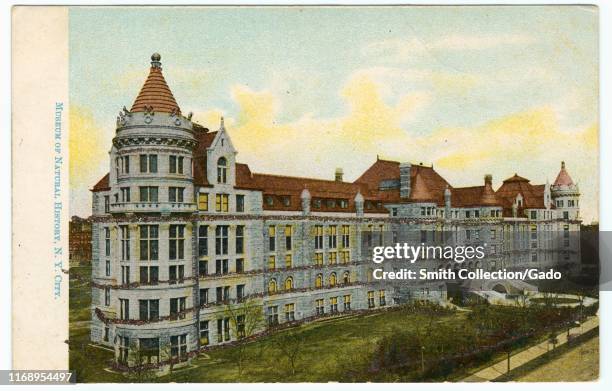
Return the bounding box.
[69,265,587,383]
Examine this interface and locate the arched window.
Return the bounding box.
[329,272,337,287]
[217,157,227,184]
[285,277,293,291]
[343,271,350,285]
[268,279,277,294]
[315,273,323,288]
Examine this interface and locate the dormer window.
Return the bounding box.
[282,196,291,207]
[217,157,227,184]
[265,196,274,206]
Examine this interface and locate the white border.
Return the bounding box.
[2,0,609,390]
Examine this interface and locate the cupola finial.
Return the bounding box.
[220,116,225,130]
[151,53,161,68]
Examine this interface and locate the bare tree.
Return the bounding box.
[275,329,305,377]
[224,297,264,378]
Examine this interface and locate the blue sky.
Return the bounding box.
[69,6,598,222]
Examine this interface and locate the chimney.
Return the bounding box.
[335,168,344,182]
[484,174,493,186]
[399,163,411,199]
[354,192,364,217]
[300,188,311,216]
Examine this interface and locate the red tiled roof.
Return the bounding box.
[130,63,180,114]
[553,162,574,186]
[409,172,436,202]
[354,159,451,205]
[495,175,547,216]
[91,173,110,192]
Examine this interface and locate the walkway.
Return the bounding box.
[462,315,599,382]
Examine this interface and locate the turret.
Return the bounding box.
[551,161,580,220]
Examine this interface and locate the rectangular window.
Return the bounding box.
[328,252,337,265]
[104,227,110,257]
[284,303,295,322]
[104,287,111,306]
[119,298,129,320]
[198,193,209,211]
[139,225,159,260]
[328,226,337,249]
[169,155,177,174]
[199,321,209,345]
[235,225,244,254]
[103,326,109,342]
[340,250,350,264]
[169,297,187,319]
[490,229,496,240]
[169,265,185,284]
[268,226,276,252]
[169,225,185,260]
[120,187,131,202]
[315,299,324,315]
[420,230,427,243]
[139,299,159,321]
[314,253,323,266]
[285,254,292,268]
[168,187,184,203]
[563,211,569,220]
[237,284,245,301]
[199,288,209,306]
[215,194,229,212]
[139,154,157,173]
[267,306,279,326]
[118,336,129,364]
[139,186,158,202]
[236,258,244,273]
[314,225,323,250]
[217,318,231,342]
[343,295,351,311]
[199,260,208,277]
[530,210,537,220]
[215,259,229,275]
[330,297,338,314]
[367,291,375,308]
[268,255,276,270]
[285,225,292,250]
[139,266,159,284]
[121,266,130,285]
[198,225,208,256]
[105,260,111,276]
[379,290,386,306]
[215,225,229,255]
[104,196,110,213]
[120,226,130,260]
[341,225,350,248]
[236,194,245,212]
[170,334,188,362]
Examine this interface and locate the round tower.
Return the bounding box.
[551,161,580,220]
[100,54,199,371]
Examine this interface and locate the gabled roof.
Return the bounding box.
[495,175,548,216]
[130,54,181,114]
[451,185,501,208]
[91,173,110,192]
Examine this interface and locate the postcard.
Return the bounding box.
[11,4,599,384]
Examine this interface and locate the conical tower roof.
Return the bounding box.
[130,53,181,114]
[553,161,574,186]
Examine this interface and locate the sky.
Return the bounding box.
[69,6,599,222]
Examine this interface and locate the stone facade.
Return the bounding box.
[89,54,581,371]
